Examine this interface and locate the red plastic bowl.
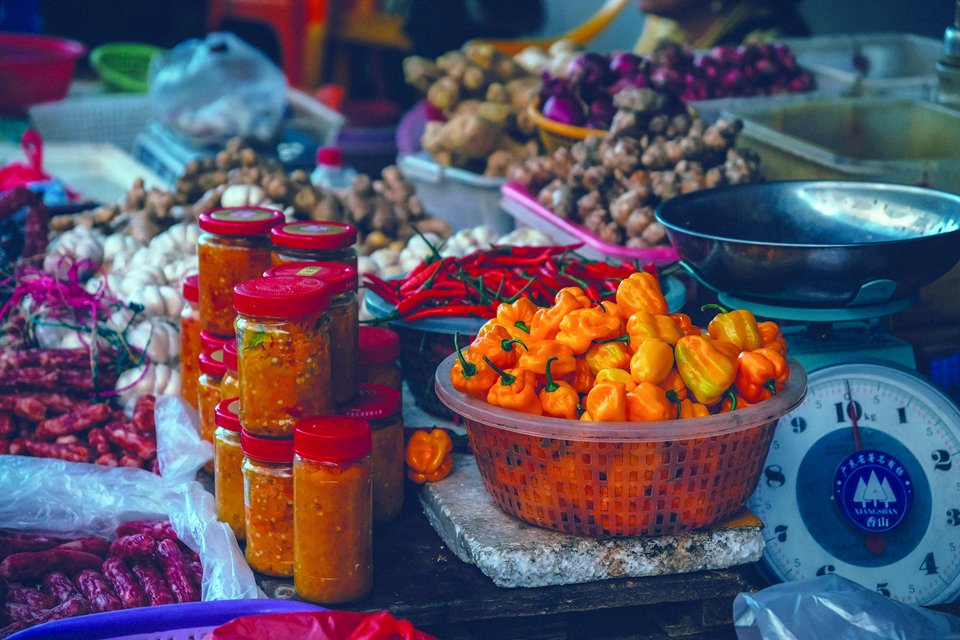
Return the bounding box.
[0,32,86,114]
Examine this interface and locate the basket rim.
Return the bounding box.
[435,352,807,441]
[528,98,608,140]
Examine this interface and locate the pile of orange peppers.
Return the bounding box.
[450,271,790,421]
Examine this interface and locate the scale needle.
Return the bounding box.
[845,379,863,451]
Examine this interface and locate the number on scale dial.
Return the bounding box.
[748,362,960,606]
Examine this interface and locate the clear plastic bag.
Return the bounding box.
[733,574,960,640]
[0,396,260,601]
[148,32,287,146]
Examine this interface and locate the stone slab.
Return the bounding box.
[420,454,765,588]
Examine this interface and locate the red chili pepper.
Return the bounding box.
[403,304,493,322]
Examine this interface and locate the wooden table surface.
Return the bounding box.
[259,483,768,640]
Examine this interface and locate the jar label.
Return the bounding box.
[212,209,277,222]
[286,223,343,236]
[296,267,322,277]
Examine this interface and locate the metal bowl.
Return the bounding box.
[654,181,960,307]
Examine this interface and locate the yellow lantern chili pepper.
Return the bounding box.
[658,368,688,401]
[405,428,454,484]
[674,334,739,406]
[450,333,499,399]
[470,324,527,369]
[704,304,762,352]
[539,357,580,419]
[601,300,620,317]
[626,382,673,421]
[758,320,788,355]
[496,297,537,339]
[483,357,543,416]
[629,337,675,385]
[585,341,631,375]
[568,356,595,394]
[580,411,593,421]
[670,313,702,336]
[518,340,577,377]
[616,272,668,318]
[595,368,637,391]
[626,311,684,350]
[529,287,592,342]
[736,347,790,403]
[678,398,711,418]
[555,307,623,354]
[585,381,628,422]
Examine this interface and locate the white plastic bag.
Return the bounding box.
[733,574,960,640]
[0,396,260,601]
[148,32,287,146]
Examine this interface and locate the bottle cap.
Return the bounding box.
[199,349,226,378]
[222,339,238,373]
[200,330,232,352]
[295,416,371,463]
[181,273,199,303]
[270,221,357,250]
[233,276,332,318]
[241,429,294,463]
[199,206,285,236]
[215,397,241,432]
[263,261,357,295]
[316,147,343,167]
[338,384,401,420]
[358,326,400,364]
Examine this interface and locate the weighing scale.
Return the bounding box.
[654,180,960,607]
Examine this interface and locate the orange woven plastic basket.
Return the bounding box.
[435,354,807,538]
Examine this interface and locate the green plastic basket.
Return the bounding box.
[90,42,164,93]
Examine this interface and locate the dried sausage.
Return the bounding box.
[155,539,198,603]
[101,557,145,609]
[0,549,103,581]
[74,569,122,613]
[107,534,156,561]
[130,563,174,606]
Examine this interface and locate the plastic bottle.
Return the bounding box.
[310,147,357,191]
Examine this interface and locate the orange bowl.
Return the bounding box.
[527,99,608,154]
[435,353,807,537]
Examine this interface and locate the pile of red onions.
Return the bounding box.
[539,41,816,129]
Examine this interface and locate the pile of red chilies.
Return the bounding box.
[362,244,657,321]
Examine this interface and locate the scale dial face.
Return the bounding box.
[748,362,960,606]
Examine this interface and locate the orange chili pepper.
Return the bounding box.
[585,381,628,422]
[625,311,684,350]
[555,307,623,354]
[758,320,788,355]
[450,332,498,399]
[568,356,595,394]
[539,357,580,419]
[496,297,538,339]
[678,398,710,418]
[736,347,790,403]
[529,287,592,342]
[629,337,675,385]
[704,304,761,351]
[720,390,754,413]
[595,368,637,391]
[670,312,702,336]
[585,341,631,375]
[518,340,577,377]
[626,382,673,421]
[658,368,688,401]
[405,428,454,484]
[470,324,527,369]
[483,357,543,416]
[616,272,668,318]
[674,334,739,406]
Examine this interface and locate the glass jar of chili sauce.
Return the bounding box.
[263,262,358,405]
[220,339,239,402]
[214,397,244,542]
[198,349,226,473]
[198,206,284,337]
[241,429,294,577]
[270,221,358,271]
[357,326,402,392]
[234,276,334,438]
[293,416,372,603]
[338,383,404,523]
[180,273,202,411]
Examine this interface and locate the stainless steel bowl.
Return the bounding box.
[654,181,960,307]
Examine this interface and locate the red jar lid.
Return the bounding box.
[222,339,238,373]
[215,397,241,432]
[199,349,226,377]
[199,206,285,236]
[182,273,199,303]
[233,276,332,318]
[317,147,343,167]
[241,429,294,463]
[263,261,357,295]
[358,326,400,364]
[270,221,357,250]
[339,384,401,420]
[295,416,371,463]
[200,329,232,352]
